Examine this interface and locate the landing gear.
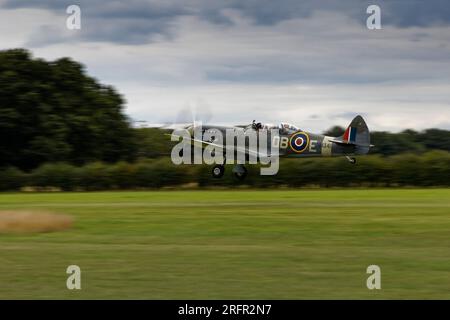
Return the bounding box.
[346,156,357,164]
[211,164,248,179]
[233,165,248,180]
[212,164,225,178]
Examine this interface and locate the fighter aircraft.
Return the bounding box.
[170,115,372,179]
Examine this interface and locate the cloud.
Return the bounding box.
[25,25,70,48]
[381,0,450,28]
[2,0,190,45]
[3,0,450,46]
[114,78,450,133]
[0,0,449,131]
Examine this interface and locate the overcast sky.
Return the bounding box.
[1,0,450,132]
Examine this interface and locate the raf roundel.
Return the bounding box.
[289,132,310,153]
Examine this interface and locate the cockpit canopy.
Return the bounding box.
[248,120,300,133]
[279,123,300,134]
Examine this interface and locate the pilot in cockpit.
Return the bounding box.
[250,121,299,133]
[279,123,300,134]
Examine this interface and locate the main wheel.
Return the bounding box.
[233,166,248,180]
[212,165,225,178]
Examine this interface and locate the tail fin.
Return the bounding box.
[330,115,371,154]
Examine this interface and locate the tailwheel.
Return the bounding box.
[212,164,225,178]
[233,165,248,180]
[346,156,357,164]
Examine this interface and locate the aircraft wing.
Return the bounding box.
[170,133,271,158]
[192,138,270,158]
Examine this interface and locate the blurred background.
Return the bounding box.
[1,1,449,191]
[0,49,449,190]
[1,1,450,300]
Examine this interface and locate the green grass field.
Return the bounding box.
[0,189,449,299]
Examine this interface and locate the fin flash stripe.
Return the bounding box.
[343,127,357,143]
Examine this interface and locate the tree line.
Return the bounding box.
[0,151,448,191]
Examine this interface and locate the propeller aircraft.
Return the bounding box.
[169,115,372,179]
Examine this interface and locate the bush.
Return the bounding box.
[0,167,26,191]
[421,151,450,186]
[30,163,80,191]
[0,151,449,191]
[77,162,114,190]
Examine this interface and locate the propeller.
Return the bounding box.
[160,101,212,130]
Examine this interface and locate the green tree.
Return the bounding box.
[135,128,175,158]
[0,49,137,170]
[370,131,425,156]
[323,126,345,137]
[416,129,450,152]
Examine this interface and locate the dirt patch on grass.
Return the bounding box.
[0,211,73,234]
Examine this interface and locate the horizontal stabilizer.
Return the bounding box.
[329,139,373,147]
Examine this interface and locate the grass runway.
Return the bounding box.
[0,189,449,299]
